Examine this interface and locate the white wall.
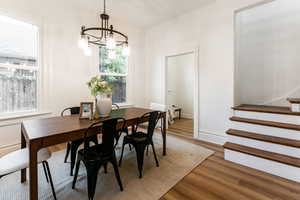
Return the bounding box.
[235,0,300,106]
[167,53,194,118]
[144,0,267,144]
[0,0,146,149]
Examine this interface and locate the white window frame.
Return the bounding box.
[0,15,43,117]
[99,50,129,105]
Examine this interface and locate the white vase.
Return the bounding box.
[96,93,112,117]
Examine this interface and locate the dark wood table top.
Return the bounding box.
[22,107,161,142]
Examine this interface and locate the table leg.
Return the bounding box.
[179,109,182,120]
[162,113,167,156]
[21,128,26,183]
[29,143,39,200]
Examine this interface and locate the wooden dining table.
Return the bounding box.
[20,107,167,200]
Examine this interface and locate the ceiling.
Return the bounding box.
[80,0,214,28]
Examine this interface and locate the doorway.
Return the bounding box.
[165,52,195,138]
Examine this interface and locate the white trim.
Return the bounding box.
[0,111,51,125]
[99,72,128,77]
[0,143,20,151]
[196,130,227,145]
[181,113,193,119]
[0,63,38,71]
[163,46,200,139]
[116,103,134,108]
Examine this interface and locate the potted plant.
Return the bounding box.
[87,76,113,118]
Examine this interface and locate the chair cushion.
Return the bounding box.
[0,148,51,176]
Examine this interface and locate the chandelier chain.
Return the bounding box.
[103,0,106,14]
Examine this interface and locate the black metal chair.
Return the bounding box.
[111,104,132,150]
[119,111,160,178]
[72,118,125,200]
[61,107,98,176]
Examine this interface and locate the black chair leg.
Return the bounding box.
[146,145,149,156]
[86,163,100,200]
[151,142,159,167]
[72,160,81,189]
[124,128,132,151]
[70,142,81,176]
[64,142,71,163]
[42,161,49,183]
[103,162,108,174]
[119,141,126,167]
[110,153,123,191]
[135,144,146,179]
[43,161,57,200]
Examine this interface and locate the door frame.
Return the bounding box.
[164,47,200,139]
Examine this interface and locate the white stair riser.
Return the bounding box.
[231,121,300,140]
[234,110,300,125]
[224,149,300,183]
[228,135,300,158]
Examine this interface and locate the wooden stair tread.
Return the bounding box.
[226,129,300,148]
[232,104,300,116]
[230,117,300,131]
[287,98,300,104]
[224,142,300,168]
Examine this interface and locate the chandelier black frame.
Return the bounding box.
[80,0,128,47]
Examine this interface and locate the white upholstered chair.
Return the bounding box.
[0,148,57,200]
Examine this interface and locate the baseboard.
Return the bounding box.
[0,143,20,155]
[196,130,227,145]
[182,113,193,119]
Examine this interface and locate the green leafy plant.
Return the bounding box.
[87,76,113,96]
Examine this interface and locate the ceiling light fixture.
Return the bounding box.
[79,0,129,58]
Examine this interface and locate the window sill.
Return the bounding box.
[0,111,52,122]
[116,103,134,108]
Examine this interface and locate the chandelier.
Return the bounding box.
[78,0,130,58]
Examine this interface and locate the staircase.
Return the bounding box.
[224,104,300,183]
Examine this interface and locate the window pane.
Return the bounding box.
[0,16,38,66]
[102,75,126,104]
[99,46,128,74]
[0,68,37,113]
[0,15,38,114]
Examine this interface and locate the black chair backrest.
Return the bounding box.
[137,111,160,139]
[61,107,80,116]
[83,117,126,155]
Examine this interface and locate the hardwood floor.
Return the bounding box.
[168,118,193,138]
[161,134,300,200]
[41,132,300,200]
[2,129,300,199]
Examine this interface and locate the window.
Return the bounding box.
[99,46,128,104]
[0,15,39,114]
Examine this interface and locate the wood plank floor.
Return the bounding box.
[168,118,194,138]
[162,133,300,200]
[2,130,300,199]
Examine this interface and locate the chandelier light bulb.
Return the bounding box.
[108,50,116,59]
[78,36,88,49]
[122,45,130,57]
[106,37,116,50]
[84,46,92,57]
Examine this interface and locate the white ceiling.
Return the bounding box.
[80,0,214,28]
